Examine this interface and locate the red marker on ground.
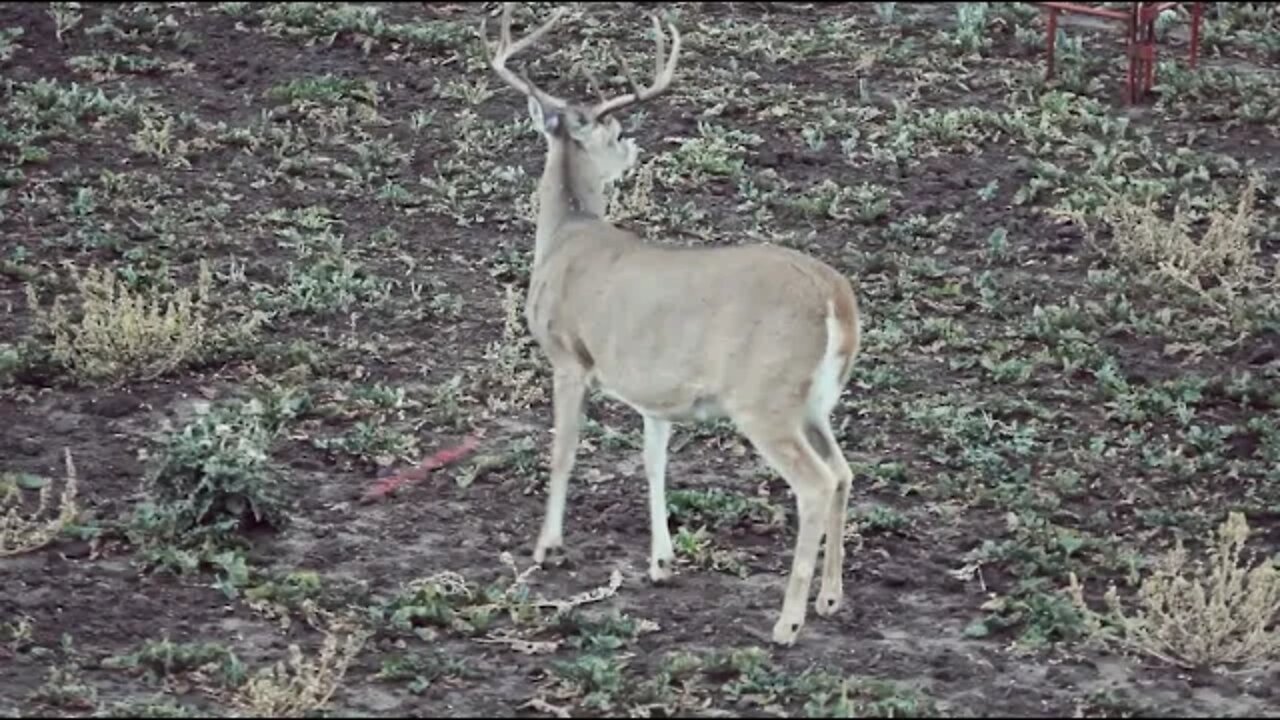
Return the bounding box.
[359,434,481,503]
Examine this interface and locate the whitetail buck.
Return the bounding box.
[479,3,862,645]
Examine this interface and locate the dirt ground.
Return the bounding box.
[2,2,1279,717]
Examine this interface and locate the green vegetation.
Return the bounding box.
[1,2,1278,717]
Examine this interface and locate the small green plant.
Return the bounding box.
[374,651,475,694]
[986,227,1010,262]
[553,609,650,653]
[673,526,750,577]
[266,74,378,107]
[874,2,898,24]
[100,698,202,718]
[313,420,419,468]
[267,254,391,317]
[136,389,308,548]
[103,636,245,685]
[0,27,23,61]
[375,570,534,636]
[854,504,909,534]
[667,122,759,182]
[667,487,782,529]
[31,664,97,710]
[48,2,83,43]
[454,437,539,488]
[552,653,626,711]
[952,3,991,53]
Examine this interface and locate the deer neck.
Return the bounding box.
[534,140,607,265]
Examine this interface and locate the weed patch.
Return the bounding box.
[103,636,245,686]
[130,389,309,558]
[228,618,367,718]
[1087,175,1277,309]
[1069,512,1280,669]
[0,449,79,557]
[25,262,258,382]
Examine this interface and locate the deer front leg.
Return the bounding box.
[642,415,675,582]
[534,368,586,564]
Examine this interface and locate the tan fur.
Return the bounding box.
[480,3,862,646]
[529,226,853,418]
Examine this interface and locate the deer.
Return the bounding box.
[478,3,862,646]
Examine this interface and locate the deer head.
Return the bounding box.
[479,3,681,194]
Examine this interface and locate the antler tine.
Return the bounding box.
[589,14,682,120]
[573,61,609,105]
[611,49,642,96]
[650,14,666,83]
[480,2,569,107]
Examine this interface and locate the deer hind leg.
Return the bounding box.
[737,419,837,646]
[642,416,675,582]
[534,367,586,564]
[805,416,854,617]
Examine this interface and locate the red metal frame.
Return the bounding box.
[1035,2,1205,104]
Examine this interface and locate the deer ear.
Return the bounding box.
[527,95,561,136]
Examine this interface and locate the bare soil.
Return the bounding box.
[2,2,1279,718]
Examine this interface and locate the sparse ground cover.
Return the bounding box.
[2,1,1279,716]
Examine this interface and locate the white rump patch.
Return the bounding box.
[807,299,846,419]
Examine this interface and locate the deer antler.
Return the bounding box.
[480,2,570,109]
[588,14,682,120]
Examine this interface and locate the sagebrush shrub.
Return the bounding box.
[1069,511,1280,668]
[26,261,256,382]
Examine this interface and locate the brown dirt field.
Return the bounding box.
[2,2,1279,718]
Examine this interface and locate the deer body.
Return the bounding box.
[482,4,861,646]
[529,229,856,424]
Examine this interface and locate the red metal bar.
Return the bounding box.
[1037,2,1185,23]
[1145,5,1157,96]
[1126,3,1139,104]
[1189,0,1202,68]
[1039,1,1131,21]
[1031,2,1204,104]
[1046,7,1059,79]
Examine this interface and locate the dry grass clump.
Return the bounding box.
[229,612,367,718]
[0,449,79,557]
[607,157,659,226]
[1068,512,1280,669]
[25,261,256,382]
[481,284,546,413]
[1090,174,1277,306]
